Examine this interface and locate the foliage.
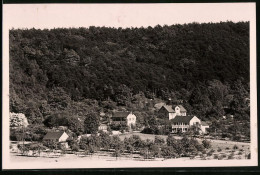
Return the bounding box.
[202,139,211,149]
[84,113,100,134]
[9,22,250,141]
[9,113,29,128]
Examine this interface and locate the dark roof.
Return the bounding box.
[173,105,187,112]
[171,115,195,123]
[43,131,65,140]
[161,105,174,113]
[112,112,130,118]
[99,123,108,126]
[201,121,209,126]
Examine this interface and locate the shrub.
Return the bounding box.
[221,154,227,158]
[201,156,207,160]
[218,156,223,160]
[213,155,218,159]
[202,140,211,149]
[233,135,241,141]
[210,149,215,153]
[161,146,177,159]
[217,147,222,152]
[233,145,238,150]
[225,147,230,150]
[247,153,251,159]
[195,144,205,152]
[207,152,213,156]
[71,144,79,152]
[238,151,243,155]
[228,153,234,159]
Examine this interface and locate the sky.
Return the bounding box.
[3,3,256,29]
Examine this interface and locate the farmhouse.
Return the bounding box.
[110,111,136,127]
[43,131,69,142]
[158,105,187,120]
[171,115,209,134]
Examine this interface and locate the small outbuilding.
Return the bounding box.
[43,131,69,143]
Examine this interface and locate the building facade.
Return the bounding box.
[171,115,209,134]
[43,131,69,142]
[110,111,136,128]
[158,105,187,120]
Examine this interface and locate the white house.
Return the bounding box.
[43,131,69,142]
[171,115,209,134]
[158,105,187,120]
[111,111,136,127]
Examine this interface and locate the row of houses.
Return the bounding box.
[43,104,209,143]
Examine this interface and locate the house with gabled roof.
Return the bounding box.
[158,105,187,120]
[43,131,69,142]
[171,115,209,134]
[110,111,136,128]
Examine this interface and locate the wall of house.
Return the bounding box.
[201,125,209,133]
[169,113,176,120]
[171,122,189,133]
[59,133,69,142]
[127,114,136,126]
[175,106,180,115]
[158,107,169,118]
[180,112,186,116]
[189,116,201,126]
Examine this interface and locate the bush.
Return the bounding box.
[225,147,230,150]
[210,149,215,153]
[228,153,234,159]
[233,135,241,141]
[238,151,243,155]
[213,155,218,159]
[247,153,251,159]
[71,144,79,152]
[202,140,211,149]
[161,146,177,159]
[141,127,159,135]
[218,156,223,160]
[221,154,227,158]
[233,145,238,150]
[217,147,222,152]
[207,152,213,156]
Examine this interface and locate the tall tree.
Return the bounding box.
[84,113,100,134]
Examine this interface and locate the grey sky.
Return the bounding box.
[3,3,255,29]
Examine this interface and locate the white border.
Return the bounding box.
[2,3,258,169]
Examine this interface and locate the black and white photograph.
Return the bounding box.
[2,3,257,169]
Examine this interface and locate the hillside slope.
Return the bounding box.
[9,22,249,129]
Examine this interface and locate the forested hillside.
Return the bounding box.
[9,22,250,139]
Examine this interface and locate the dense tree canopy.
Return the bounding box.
[9,22,250,140]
